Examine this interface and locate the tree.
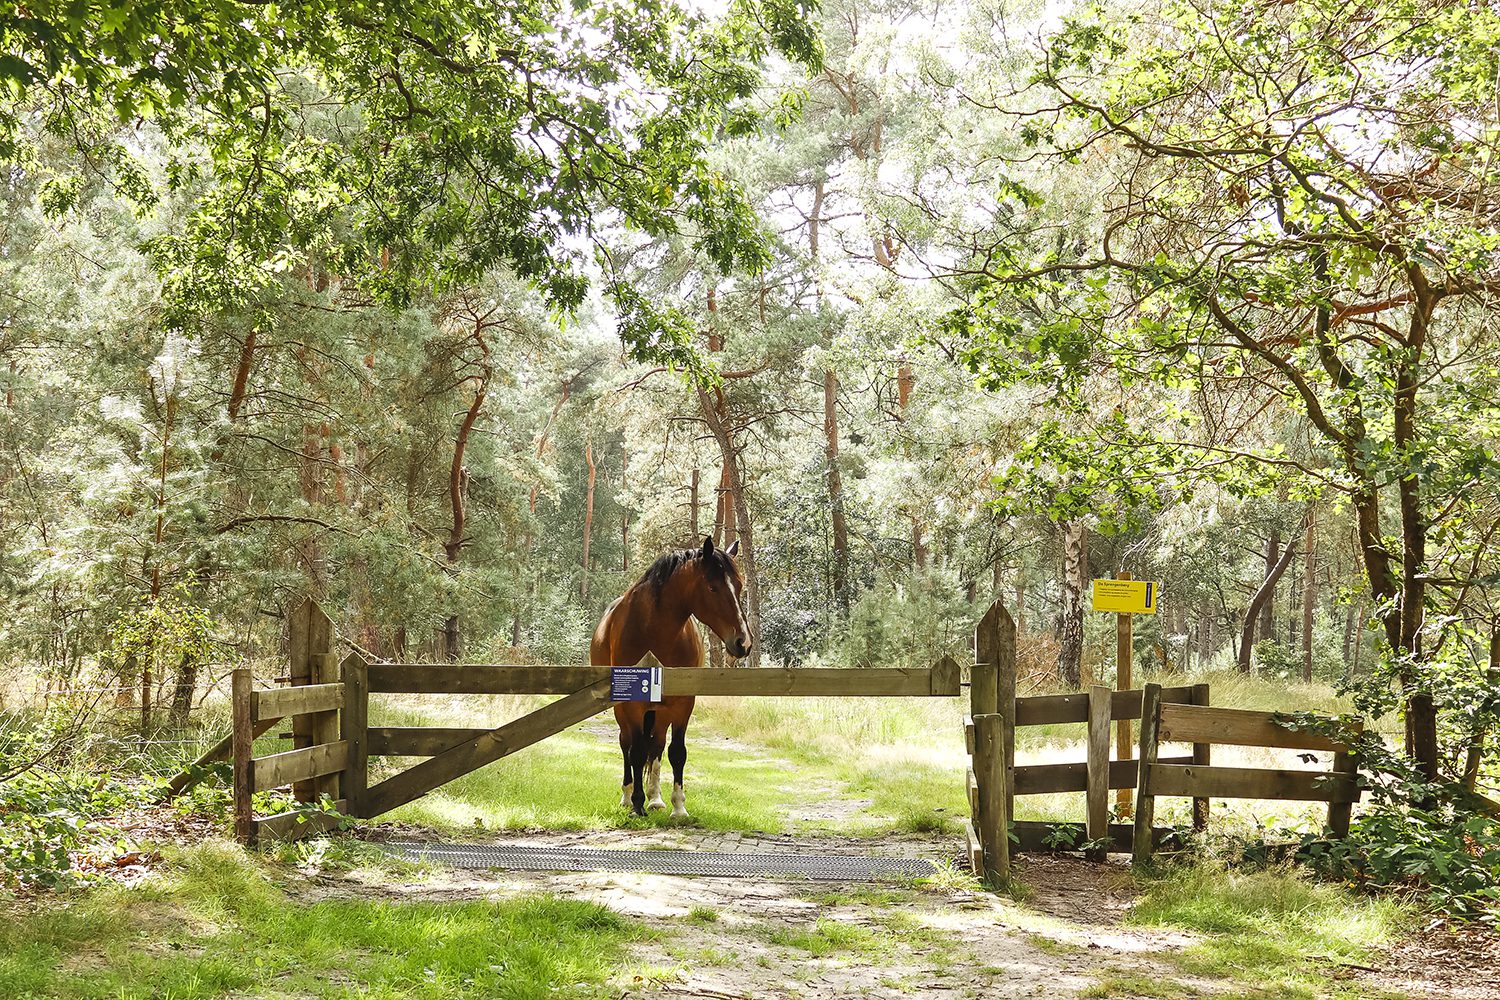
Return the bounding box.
[3,0,822,365]
[961,0,1500,779]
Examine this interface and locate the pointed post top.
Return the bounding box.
[931,654,961,697]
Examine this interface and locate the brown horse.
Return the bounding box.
[590,537,752,818]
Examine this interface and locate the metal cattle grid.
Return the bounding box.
[379,841,939,881]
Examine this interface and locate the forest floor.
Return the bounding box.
[3,675,1494,999]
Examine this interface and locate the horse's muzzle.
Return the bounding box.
[727,635,753,659]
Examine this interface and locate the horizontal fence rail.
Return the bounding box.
[1133,683,1362,864]
[367,663,961,698]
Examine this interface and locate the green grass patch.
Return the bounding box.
[764,917,880,957]
[1128,864,1411,1000]
[379,727,790,834]
[0,841,649,1000]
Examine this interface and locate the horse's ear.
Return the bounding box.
[702,535,714,556]
[725,539,740,557]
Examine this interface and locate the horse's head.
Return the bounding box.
[687,536,753,660]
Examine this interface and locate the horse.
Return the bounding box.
[590,536,753,818]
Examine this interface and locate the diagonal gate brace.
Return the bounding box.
[361,680,611,817]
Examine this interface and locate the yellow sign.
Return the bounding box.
[1091,579,1159,615]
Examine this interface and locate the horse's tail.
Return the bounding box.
[643,709,656,743]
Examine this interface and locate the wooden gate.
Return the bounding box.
[229,599,963,845]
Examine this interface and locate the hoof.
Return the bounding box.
[647,797,667,811]
[631,806,647,818]
[671,808,690,820]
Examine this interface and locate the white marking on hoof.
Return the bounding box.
[646,760,665,810]
[620,783,633,808]
[670,782,688,820]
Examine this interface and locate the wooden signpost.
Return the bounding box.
[1092,571,1160,819]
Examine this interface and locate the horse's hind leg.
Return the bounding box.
[668,723,689,819]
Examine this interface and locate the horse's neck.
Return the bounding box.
[621,579,699,666]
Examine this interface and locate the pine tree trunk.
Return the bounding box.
[1240,536,1300,673]
[581,440,596,601]
[1057,521,1088,688]
[1302,514,1317,681]
[824,368,850,614]
[1260,529,1280,645]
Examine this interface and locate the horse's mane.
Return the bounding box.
[639,548,700,598]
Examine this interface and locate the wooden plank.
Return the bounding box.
[1326,716,1362,837]
[252,683,343,723]
[975,712,1009,885]
[1147,763,1360,803]
[1132,683,1162,865]
[967,768,980,817]
[253,740,350,792]
[964,716,975,755]
[232,668,255,845]
[159,717,278,800]
[341,653,368,816]
[1086,685,1112,856]
[309,627,340,802]
[1014,686,1198,727]
[1011,821,1183,855]
[1115,571,1134,820]
[368,664,609,693]
[974,603,1005,717]
[964,820,983,874]
[367,664,950,698]
[1013,755,1193,795]
[994,603,1017,826]
[1157,702,1348,752]
[254,799,348,842]
[1191,683,1211,831]
[930,655,962,696]
[362,680,611,817]
[367,727,491,756]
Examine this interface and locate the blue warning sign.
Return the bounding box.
[610,666,663,702]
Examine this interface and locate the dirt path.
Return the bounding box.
[324,826,1205,999]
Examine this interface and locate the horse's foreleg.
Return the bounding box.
[668,725,689,820]
[645,755,666,811]
[618,728,633,809]
[628,715,651,817]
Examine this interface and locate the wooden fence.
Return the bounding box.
[227,599,963,845]
[963,603,1208,879]
[1131,682,1361,863]
[220,599,1362,868]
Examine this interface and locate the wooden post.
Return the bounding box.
[231,668,255,846]
[1086,685,1112,859]
[1326,718,1361,839]
[340,652,369,817]
[1191,682,1211,831]
[1132,683,1162,865]
[975,713,1009,885]
[978,601,1017,822]
[973,606,1001,718]
[1116,571,1134,818]
[287,598,333,802]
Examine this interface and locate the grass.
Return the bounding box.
[0,841,650,1000]
[352,668,1373,840]
[1125,863,1412,1000]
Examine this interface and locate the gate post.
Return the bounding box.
[975,600,1015,884]
[231,667,254,846]
[1191,682,1211,830]
[974,713,1008,884]
[1086,685,1111,859]
[1132,683,1163,865]
[340,652,370,817]
[288,598,335,803]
